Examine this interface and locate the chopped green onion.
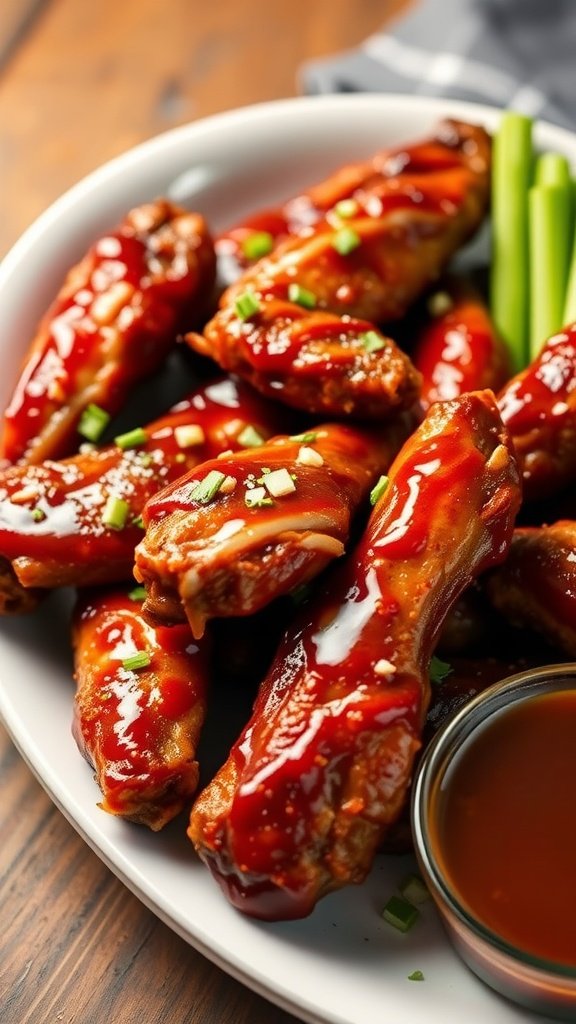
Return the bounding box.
[101,495,129,530]
[529,183,571,357]
[290,431,318,443]
[31,508,46,522]
[430,655,453,685]
[78,403,111,442]
[237,424,265,448]
[131,514,145,529]
[288,283,316,309]
[242,231,274,260]
[234,291,261,320]
[122,650,151,671]
[333,198,359,219]
[138,453,153,468]
[128,585,147,602]
[407,970,425,982]
[382,895,420,933]
[535,152,571,187]
[490,111,533,372]
[189,469,226,504]
[361,330,386,354]
[114,426,148,450]
[400,874,430,906]
[332,226,361,255]
[370,474,389,506]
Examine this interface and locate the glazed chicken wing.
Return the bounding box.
[187,120,490,418]
[0,377,291,601]
[485,520,576,657]
[135,418,412,638]
[218,119,491,323]
[188,305,421,420]
[497,323,576,502]
[216,119,489,287]
[412,277,511,410]
[72,586,209,830]
[1,200,216,466]
[188,390,521,920]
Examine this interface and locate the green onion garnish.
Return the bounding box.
[101,495,129,530]
[237,424,265,448]
[382,895,420,933]
[399,874,430,906]
[288,283,316,309]
[132,514,145,529]
[370,474,389,506]
[361,330,386,354]
[429,655,453,685]
[242,231,274,260]
[235,291,261,320]
[334,198,359,219]
[128,585,147,602]
[122,650,151,671]
[332,226,361,255]
[78,403,111,442]
[407,970,425,982]
[114,426,148,450]
[31,507,46,522]
[189,470,226,504]
[290,431,318,443]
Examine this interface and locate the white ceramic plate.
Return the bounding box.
[0,95,569,1024]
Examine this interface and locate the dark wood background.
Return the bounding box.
[0,2,409,1022]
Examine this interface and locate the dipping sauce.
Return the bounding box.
[430,687,576,967]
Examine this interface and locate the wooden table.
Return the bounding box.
[0,3,408,1022]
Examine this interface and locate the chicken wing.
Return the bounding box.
[216,119,491,322]
[72,585,208,830]
[485,520,576,656]
[1,200,216,466]
[135,418,412,638]
[188,304,421,420]
[497,323,576,502]
[412,277,511,410]
[188,390,521,920]
[187,120,490,417]
[0,376,290,600]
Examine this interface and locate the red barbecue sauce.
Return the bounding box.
[430,689,576,967]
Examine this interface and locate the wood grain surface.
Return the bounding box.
[0,2,408,1022]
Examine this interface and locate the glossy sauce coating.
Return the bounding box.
[0,376,292,593]
[430,689,576,966]
[485,519,576,657]
[412,279,511,410]
[498,324,576,502]
[135,417,412,637]
[190,120,490,418]
[222,119,491,324]
[188,300,421,419]
[72,586,209,830]
[189,391,521,920]
[1,200,216,466]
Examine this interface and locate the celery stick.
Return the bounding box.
[564,206,576,325]
[535,152,571,187]
[490,112,533,372]
[529,183,571,356]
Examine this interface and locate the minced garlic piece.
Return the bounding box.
[296,446,324,467]
[174,424,206,448]
[263,468,296,497]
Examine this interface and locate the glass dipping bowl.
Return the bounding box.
[411,663,576,1021]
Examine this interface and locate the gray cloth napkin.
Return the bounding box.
[301,0,576,130]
